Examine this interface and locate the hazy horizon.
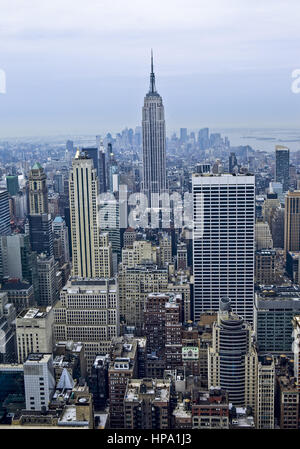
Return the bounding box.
[1,0,300,137]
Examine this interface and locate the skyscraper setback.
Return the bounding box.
[142,52,167,206]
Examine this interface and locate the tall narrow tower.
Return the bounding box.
[69,149,100,278]
[142,51,167,206]
[28,162,48,215]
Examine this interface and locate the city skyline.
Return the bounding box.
[1,0,300,137]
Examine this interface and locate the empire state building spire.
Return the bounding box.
[149,49,156,94]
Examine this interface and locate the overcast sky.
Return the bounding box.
[0,0,300,137]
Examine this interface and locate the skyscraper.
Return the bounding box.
[0,189,11,236]
[284,190,300,254]
[6,175,19,196]
[208,297,257,409]
[29,213,53,257]
[69,149,99,278]
[24,353,55,411]
[228,152,238,173]
[275,145,290,192]
[142,51,167,206]
[193,173,255,323]
[28,163,48,215]
[69,149,112,278]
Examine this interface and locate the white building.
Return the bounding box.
[192,173,255,323]
[53,277,119,370]
[16,306,54,363]
[24,353,56,411]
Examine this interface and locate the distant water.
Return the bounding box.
[2,128,300,152]
[212,128,300,152]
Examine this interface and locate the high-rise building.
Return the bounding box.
[0,234,37,285]
[228,152,238,173]
[180,128,188,143]
[257,355,275,429]
[98,141,107,194]
[193,173,255,322]
[52,216,70,264]
[82,147,98,176]
[36,253,58,307]
[0,189,11,236]
[87,355,110,411]
[255,249,276,285]
[69,149,103,278]
[275,145,290,192]
[16,306,54,363]
[0,292,16,363]
[284,190,300,254]
[29,213,53,257]
[6,175,19,197]
[118,263,168,334]
[53,277,119,370]
[177,242,188,270]
[197,128,209,150]
[208,297,257,409]
[24,353,55,411]
[255,221,273,250]
[108,336,138,428]
[28,163,48,215]
[142,52,167,206]
[144,292,182,371]
[256,286,300,355]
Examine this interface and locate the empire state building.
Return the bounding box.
[142,51,167,207]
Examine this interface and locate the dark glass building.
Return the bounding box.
[29,213,53,256]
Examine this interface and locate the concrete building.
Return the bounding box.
[255,221,273,250]
[284,190,300,254]
[0,189,11,236]
[121,240,157,268]
[118,263,168,334]
[29,213,53,257]
[144,292,182,371]
[69,149,112,278]
[24,353,56,411]
[36,253,58,307]
[208,297,257,411]
[0,291,16,363]
[53,341,86,382]
[87,354,110,411]
[52,216,70,264]
[193,174,255,323]
[255,286,300,355]
[1,280,34,314]
[255,249,276,285]
[275,145,290,192]
[108,336,138,428]
[192,388,230,429]
[124,378,171,429]
[257,355,275,429]
[53,277,119,370]
[16,306,54,363]
[28,163,48,215]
